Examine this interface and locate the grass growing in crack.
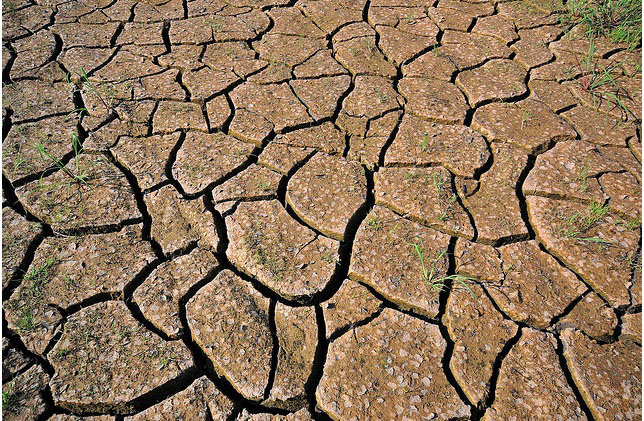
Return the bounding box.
[67,67,116,113]
[563,0,642,47]
[2,382,20,413]
[36,131,92,186]
[408,237,477,298]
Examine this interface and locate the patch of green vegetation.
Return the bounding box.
[321,250,337,264]
[246,224,288,282]
[520,109,532,130]
[365,215,383,231]
[408,237,477,298]
[420,133,430,151]
[17,307,36,332]
[616,216,641,230]
[256,175,271,192]
[576,163,589,192]
[431,170,447,194]
[2,382,20,413]
[13,257,58,333]
[564,0,642,48]
[559,201,612,244]
[25,256,56,298]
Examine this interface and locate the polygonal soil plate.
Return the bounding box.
[48,301,194,414]
[286,153,367,241]
[561,328,641,421]
[16,155,140,230]
[317,308,470,419]
[385,114,490,178]
[349,205,451,318]
[5,225,155,355]
[187,270,272,401]
[226,200,338,300]
[482,329,587,420]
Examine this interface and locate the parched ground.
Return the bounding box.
[2,0,642,419]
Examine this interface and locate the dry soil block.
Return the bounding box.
[444,284,518,405]
[349,205,450,318]
[317,308,470,419]
[212,164,281,205]
[2,364,50,421]
[2,337,33,382]
[459,143,528,243]
[331,22,397,77]
[399,78,468,124]
[145,185,219,255]
[385,114,490,178]
[375,166,474,239]
[152,101,208,133]
[267,304,318,408]
[134,248,218,339]
[226,200,338,300]
[561,106,636,147]
[494,241,587,328]
[2,207,42,289]
[286,153,367,241]
[483,328,587,420]
[273,123,345,155]
[621,313,642,344]
[3,79,73,121]
[290,75,351,120]
[322,279,381,338]
[561,328,642,421]
[49,301,194,414]
[187,270,272,401]
[527,196,640,308]
[5,225,155,355]
[112,133,180,190]
[556,292,617,341]
[230,82,312,134]
[259,142,314,175]
[125,376,234,421]
[440,31,511,70]
[2,114,79,183]
[172,131,255,195]
[472,99,576,153]
[524,140,622,203]
[337,76,402,137]
[16,155,140,230]
[455,59,526,106]
[369,4,439,64]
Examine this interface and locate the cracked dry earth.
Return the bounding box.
[1,0,642,419]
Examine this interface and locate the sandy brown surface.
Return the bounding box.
[2,0,641,419]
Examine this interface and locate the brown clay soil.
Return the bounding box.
[2,0,642,419]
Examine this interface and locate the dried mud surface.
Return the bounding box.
[1,0,641,419]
